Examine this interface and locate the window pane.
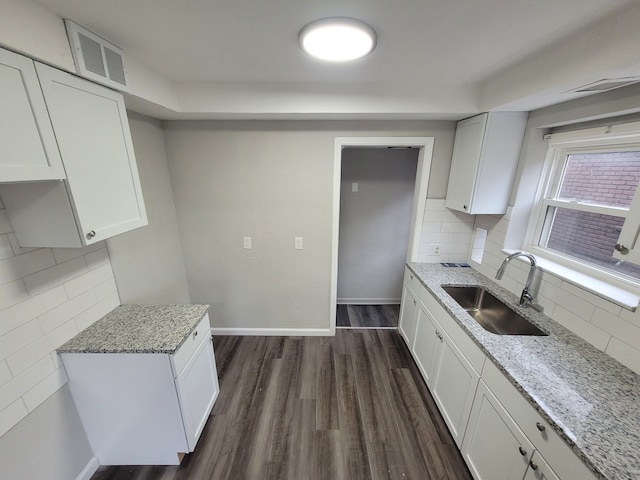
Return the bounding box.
[558,152,640,208]
[542,207,640,279]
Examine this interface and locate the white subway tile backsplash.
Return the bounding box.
[94,277,118,301]
[542,283,596,321]
[0,207,120,437]
[590,308,640,346]
[85,248,110,270]
[38,290,96,334]
[0,286,67,336]
[0,400,27,437]
[0,321,42,361]
[0,211,13,235]
[22,367,68,412]
[23,257,87,297]
[0,357,54,411]
[552,306,611,351]
[441,222,473,234]
[74,292,119,332]
[424,198,446,210]
[64,263,114,299]
[7,320,78,376]
[605,338,640,376]
[7,233,37,256]
[0,280,28,311]
[51,242,105,264]
[0,249,56,286]
[0,236,13,261]
[0,361,11,386]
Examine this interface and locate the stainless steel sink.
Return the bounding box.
[442,286,548,336]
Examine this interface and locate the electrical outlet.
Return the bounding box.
[243,237,252,249]
[295,237,303,250]
[429,244,441,256]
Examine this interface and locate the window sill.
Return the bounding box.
[502,249,640,311]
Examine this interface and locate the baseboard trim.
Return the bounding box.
[211,327,332,337]
[337,298,401,305]
[75,457,99,480]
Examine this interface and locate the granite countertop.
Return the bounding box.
[57,304,210,354]
[407,262,640,480]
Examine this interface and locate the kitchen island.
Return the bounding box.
[58,304,218,466]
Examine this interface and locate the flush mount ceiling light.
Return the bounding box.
[299,17,377,62]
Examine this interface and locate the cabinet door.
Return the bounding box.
[34,62,147,244]
[431,328,480,447]
[175,336,219,451]
[462,380,533,480]
[412,305,442,387]
[523,451,560,480]
[0,48,65,181]
[398,285,419,348]
[445,114,487,213]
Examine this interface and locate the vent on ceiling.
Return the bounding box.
[64,19,128,92]
[570,77,640,93]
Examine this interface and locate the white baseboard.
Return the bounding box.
[337,298,401,305]
[211,327,332,336]
[75,457,99,480]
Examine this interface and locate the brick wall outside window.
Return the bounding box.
[545,152,640,279]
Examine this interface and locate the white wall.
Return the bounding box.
[337,148,418,304]
[163,120,455,333]
[471,85,640,375]
[107,113,191,304]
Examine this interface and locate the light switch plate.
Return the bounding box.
[352,182,359,192]
[295,237,303,250]
[243,237,252,249]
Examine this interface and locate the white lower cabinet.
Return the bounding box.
[399,268,597,480]
[462,380,534,480]
[398,283,420,348]
[430,328,480,447]
[62,314,219,465]
[411,283,482,447]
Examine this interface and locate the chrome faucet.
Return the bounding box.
[496,252,540,309]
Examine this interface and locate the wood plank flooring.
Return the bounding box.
[336,304,399,328]
[92,330,472,480]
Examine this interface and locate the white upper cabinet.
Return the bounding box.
[445,112,527,215]
[0,62,147,247]
[0,48,65,181]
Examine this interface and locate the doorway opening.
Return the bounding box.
[330,137,434,333]
[336,147,419,328]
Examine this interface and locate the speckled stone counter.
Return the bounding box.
[407,262,640,480]
[57,304,210,354]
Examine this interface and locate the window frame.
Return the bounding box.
[525,120,640,292]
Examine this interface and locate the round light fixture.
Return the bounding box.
[299,17,377,62]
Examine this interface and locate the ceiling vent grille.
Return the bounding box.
[64,20,128,92]
[570,77,640,93]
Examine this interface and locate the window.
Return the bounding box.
[528,121,640,288]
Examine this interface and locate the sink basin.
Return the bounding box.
[442,286,547,336]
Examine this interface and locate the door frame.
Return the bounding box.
[330,136,434,334]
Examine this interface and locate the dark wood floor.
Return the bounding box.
[92,330,471,480]
[336,304,399,328]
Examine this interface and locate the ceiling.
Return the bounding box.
[33,0,640,120]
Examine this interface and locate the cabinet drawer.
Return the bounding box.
[420,287,486,374]
[404,267,422,293]
[482,360,597,480]
[171,314,211,377]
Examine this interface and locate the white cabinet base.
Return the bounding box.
[61,315,219,465]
